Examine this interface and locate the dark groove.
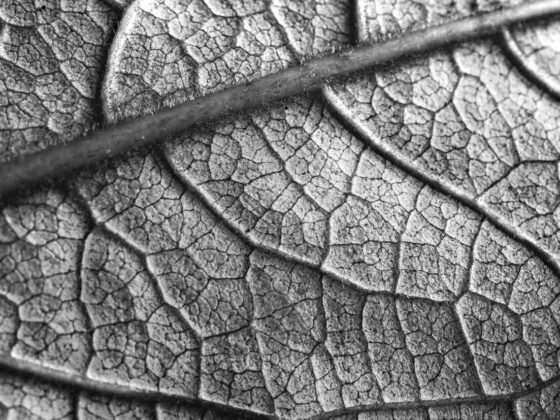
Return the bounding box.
[349,0,363,45]
[102,0,127,12]
[90,5,122,129]
[1,0,559,197]
[499,27,560,101]
[73,199,98,377]
[451,304,485,396]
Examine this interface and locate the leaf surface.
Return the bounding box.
[328,0,560,268]
[0,0,117,161]
[503,16,560,98]
[1,0,560,419]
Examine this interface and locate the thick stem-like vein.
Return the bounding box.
[1,353,559,420]
[0,355,272,419]
[1,0,559,197]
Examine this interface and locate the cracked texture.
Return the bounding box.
[2,0,560,419]
[0,0,118,161]
[328,0,560,269]
[7,143,557,417]
[1,189,92,374]
[0,0,118,388]
[0,370,245,419]
[504,16,560,98]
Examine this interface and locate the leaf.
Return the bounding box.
[0,0,117,380]
[327,0,560,270]
[1,0,560,419]
[0,370,236,419]
[0,0,118,162]
[503,16,560,99]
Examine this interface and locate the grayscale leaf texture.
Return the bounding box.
[1,0,560,419]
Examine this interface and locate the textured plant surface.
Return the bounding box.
[1,0,560,419]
